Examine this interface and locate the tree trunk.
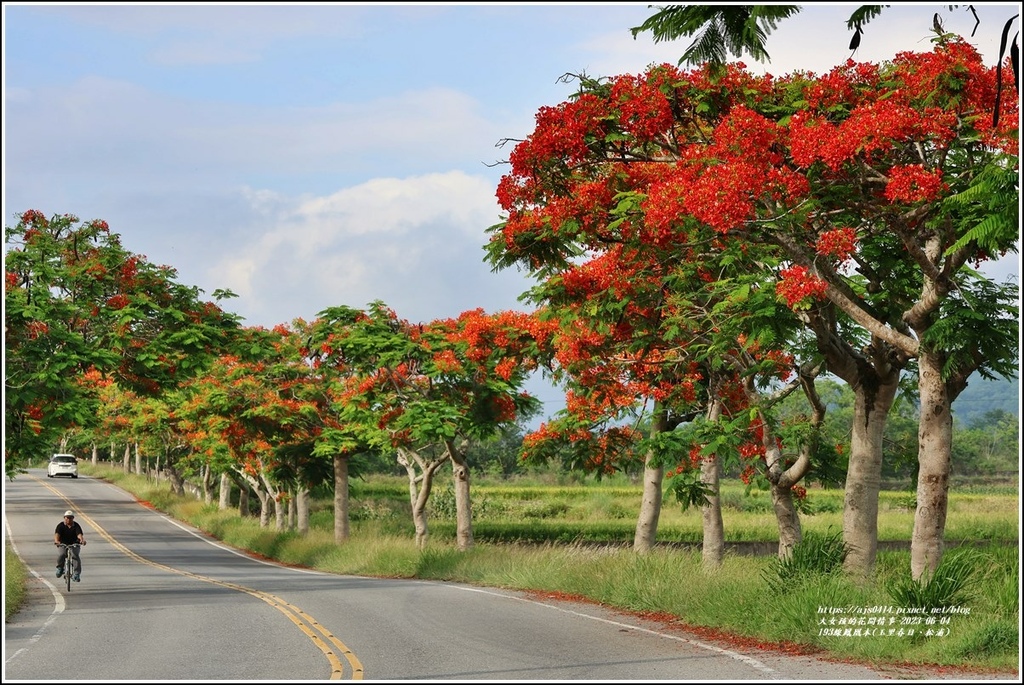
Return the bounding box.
[292,491,299,530]
[771,484,801,558]
[333,454,350,543]
[911,350,952,580]
[296,486,310,536]
[134,442,142,475]
[446,439,474,551]
[761,363,821,559]
[239,486,250,517]
[122,443,131,473]
[700,399,725,568]
[202,464,213,504]
[91,443,98,466]
[219,472,232,510]
[842,377,899,577]
[398,447,446,549]
[764,415,810,560]
[257,488,271,527]
[164,463,186,496]
[634,404,668,553]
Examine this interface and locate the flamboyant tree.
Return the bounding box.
[176,324,324,528]
[504,228,829,563]
[487,35,1018,578]
[307,302,549,549]
[504,245,720,560]
[4,210,241,476]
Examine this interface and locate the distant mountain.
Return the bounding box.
[952,374,1020,426]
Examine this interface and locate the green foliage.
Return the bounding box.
[886,548,979,612]
[4,211,240,475]
[762,529,847,593]
[943,158,1020,258]
[630,5,802,69]
[667,468,716,511]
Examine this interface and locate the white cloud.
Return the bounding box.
[212,171,516,326]
[5,77,498,179]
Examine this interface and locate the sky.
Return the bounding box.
[3,2,1020,419]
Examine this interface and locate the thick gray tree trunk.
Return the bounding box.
[258,488,272,527]
[122,443,131,473]
[134,442,142,475]
[911,350,953,580]
[761,364,822,559]
[700,400,725,568]
[219,472,232,510]
[397,447,447,549]
[446,439,474,551]
[770,481,802,559]
[164,463,186,496]
[201,464,213,504]
[234,468,272,526]
[91,444,98,466]
[842,377,899,576]
[286,489,296,530]
[296,486,310,536]
[634,404,668,553]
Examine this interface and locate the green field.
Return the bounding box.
[10,465,1019,675]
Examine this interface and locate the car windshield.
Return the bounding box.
[52,456,76,463]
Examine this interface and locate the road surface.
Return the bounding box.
[5,470,904,681]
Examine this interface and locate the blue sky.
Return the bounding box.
[4,2,1019,418]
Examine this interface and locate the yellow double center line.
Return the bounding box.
[45,485,363,680]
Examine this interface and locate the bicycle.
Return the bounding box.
[56,542,83,591]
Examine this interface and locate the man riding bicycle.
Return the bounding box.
[54,510,86,582]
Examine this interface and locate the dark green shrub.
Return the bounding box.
[951,620,1019,658]
[887,548,978,612]
[762,529,846,593]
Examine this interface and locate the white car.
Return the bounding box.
[47,454,79,478]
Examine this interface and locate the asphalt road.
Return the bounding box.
[4,470,896,681]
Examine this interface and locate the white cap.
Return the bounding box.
[64,510,74,518]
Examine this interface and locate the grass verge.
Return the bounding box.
[5,543,29,622]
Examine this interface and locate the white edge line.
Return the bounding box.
[3,514,67,665]
[110,483,325,576]
[448,584,779,677]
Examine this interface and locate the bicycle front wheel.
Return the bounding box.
[65,550,72,592]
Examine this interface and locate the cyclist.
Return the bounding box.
[54,510,86,582]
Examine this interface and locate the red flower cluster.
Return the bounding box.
[106,294,130,310]
[884,164,945,203]
[775,265,828,309]
[815,227,857,261]
[20,209,47,226]
[610,73,675,141]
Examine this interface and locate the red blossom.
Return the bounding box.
[884,164,946,203]
[775,265,829,309]
[815,227,857,261]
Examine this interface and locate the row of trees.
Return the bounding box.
[5,18,1017,584]
[483,26,1018,582]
